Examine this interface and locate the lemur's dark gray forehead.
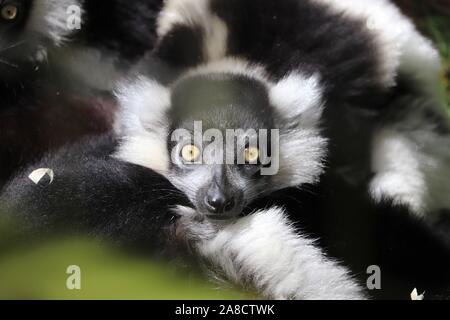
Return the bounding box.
[169,73,275,131]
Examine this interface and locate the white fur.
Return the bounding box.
[196,207,366,300]
[371,128,428,216]
[371,98,450,219]
[27,0,82,45]
[178,58,271,85]
[274,128,327,189]
[157,0,228,61]
[114,77,172,175]
[270,73,324,128]
[312,0,442,99]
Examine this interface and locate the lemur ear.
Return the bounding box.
[269,72,324,128]
[114,76,172,175]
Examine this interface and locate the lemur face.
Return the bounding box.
[0,0,80,76]
[168,74,276,220]
[116,60,328,222]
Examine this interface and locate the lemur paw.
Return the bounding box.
[172,206,218,247]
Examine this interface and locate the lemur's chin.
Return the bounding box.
[204,213,240,222]
[193,201,244,222]
[205,215,230,222]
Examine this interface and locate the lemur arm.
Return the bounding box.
[0,134,191,250]
[176,206,367,300]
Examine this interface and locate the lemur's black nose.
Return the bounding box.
[205,193,236,214]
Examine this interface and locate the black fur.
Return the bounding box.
[0,0,39,71]
[0,49,116,187]
[0,93,115,186]
[150,0,450,298]
[169,73,274,131]
[80,0,164,61]
[156,24,205,68]
[212,0,387,103]
[155,0,389,107]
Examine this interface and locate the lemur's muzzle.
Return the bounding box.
[204,182,237,215]
[198,170,244,220]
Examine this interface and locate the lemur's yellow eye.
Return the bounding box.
[181,144,200,162]
[244,147,260,163]
[1,5,18,20]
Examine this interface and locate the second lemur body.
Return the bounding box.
[2,0,450,299]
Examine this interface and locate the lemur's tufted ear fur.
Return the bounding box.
[28,0,83,45]
[269,72,325,129]
[268,73,328,190]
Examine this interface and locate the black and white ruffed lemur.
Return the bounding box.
[2,0,450,299]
